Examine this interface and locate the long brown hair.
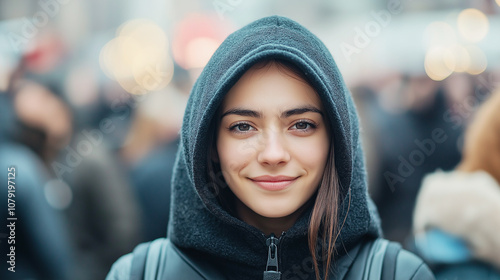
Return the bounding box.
[457,90,500,183]
[308,143,348,280]
[206,58,346,280]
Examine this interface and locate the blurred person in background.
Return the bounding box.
[66,129,142,280]
[11,79,73,164]
[4,40,142,279]
[413,88,500,279]
[0,0,498,279]
[60,62,143,279]
[0,77,75,279]
[364,74,465,245]
[120,83,187,243]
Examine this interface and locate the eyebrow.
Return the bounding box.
[220,105,324,119]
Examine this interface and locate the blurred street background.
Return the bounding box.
[0,0,499,279]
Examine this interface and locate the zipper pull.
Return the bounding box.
[263,233,281,280]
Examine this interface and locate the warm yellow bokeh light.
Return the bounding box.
[465,45,487,75]
[116,37,143,79]
[497,0,500,7]
[133,55,174,92]
[99,39,116,80]
[425,47,454,81]
[448,44,471,73]
[117,19,168,51]
[457,9,489,43]
[99,19,174,94]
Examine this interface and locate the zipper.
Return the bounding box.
[263,232,285,280]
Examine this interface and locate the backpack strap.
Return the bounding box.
[162,239,225,280]
[342,238,402,280]
[129,238,167,280]
[364,239,389,280]
[343,239,376,280]
[145,238,168,279]
[381,241,401,280]
[129,238,225,280]
[367,239,403,280]
[130,241,152,280]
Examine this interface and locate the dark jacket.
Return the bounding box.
[107,16,433,280]
[0,143,74,280]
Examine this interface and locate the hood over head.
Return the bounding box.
[168,16,381,278]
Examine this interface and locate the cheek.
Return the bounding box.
[217,134,255,176]
[292,132,330,171]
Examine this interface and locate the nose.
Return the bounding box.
[256,130,291,166]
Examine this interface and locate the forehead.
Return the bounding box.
[221,63,322,111]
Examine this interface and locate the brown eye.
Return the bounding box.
[237,124,251,131]
[229,122,255,133]
[291,121,317,132]
[295,122,308,130]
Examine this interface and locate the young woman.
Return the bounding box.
[107,16,434,280]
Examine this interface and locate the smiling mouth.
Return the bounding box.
[249,176,299,191]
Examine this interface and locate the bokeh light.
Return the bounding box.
[185,37,220,69]
[457,9,489,43]
[44,179,73,210]
[99,19,174,94]
[464,45,487,75]
[448,44,470,73]
[425,47,454,81]
[65,64,99,106]
[171,13,232,70]
[422,17,490,81]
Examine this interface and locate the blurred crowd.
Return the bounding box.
[0,0,499,279]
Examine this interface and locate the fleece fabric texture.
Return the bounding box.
[414,170,500,269]
[168,16,381,279]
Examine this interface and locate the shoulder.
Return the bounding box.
[105,253,133,280]
[343,238,435,280]
[395,249,435,280]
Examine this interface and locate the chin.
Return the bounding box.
[250,199,300,219]
[257,210,293,219]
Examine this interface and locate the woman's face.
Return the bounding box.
[217,62,330,220]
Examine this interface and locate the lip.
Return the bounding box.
[249,175,299,191]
